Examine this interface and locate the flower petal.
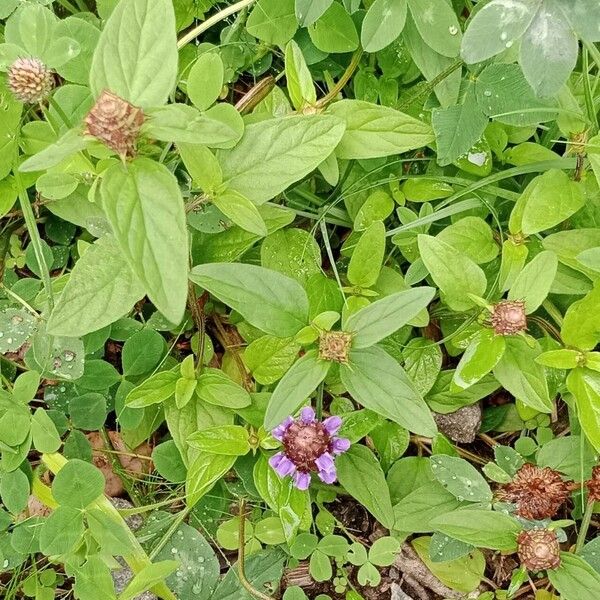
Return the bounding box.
[315,452,335,473]
[272,416,293,441]
[300,406,315,423]
[331,437,351,454]
[323,415,342,435]
[269,452,296,477]
[318,468,337,484]
[294,471,311,490]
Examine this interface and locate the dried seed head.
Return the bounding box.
[517,529,561,571]
[491,300,527,336]
[319,331,352,364]
[7,57,54,104]
[497,463,570,521]
[586,465,600,503]
[84,90,144,157]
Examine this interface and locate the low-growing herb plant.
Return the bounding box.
[2,0,600,599]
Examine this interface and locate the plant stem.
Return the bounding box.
[397,59,463,111]
[14,171,54,312]
[56,0,79,14]
[576,500,594,553]
[238,499,273,600]
[177,0,258,49]
[316,49,363,108]
[149,505,193,560]
[582,48,599,134]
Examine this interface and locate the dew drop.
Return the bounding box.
[11,315,23,325]
[500,31,508,41]
[506,40,514,48]
[63,350,75,362]
[6,337,12,344]
[448,25,458,35]
[483,90,492,97]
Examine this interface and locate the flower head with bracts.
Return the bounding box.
[268,407,351,490]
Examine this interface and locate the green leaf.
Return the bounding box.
[567,368,600,453]
[403,337,443,395]
[47,236,144,337]
[20,129,89,173]
[340,345,437,436]
[260,228,321,284]
[493,336,552,413]
[86,507,136,555]
[436,216,499,265]
[144,104,243,147]
[4,4,56,58]
[119,561,179,600]
[126,369,178,408]
[407,0,461,57]
[69,393,107,430]
[433,82,488,167]
[461,0,539,64]
[430,455,492,502]
[417,234,487,312]
[186,453,236,507]
[188,425,250,456]
[39,506,85,555]
[393,480,465,532]
[31,408,61,453]
[213,188,267,237]
[218,114,345,204]
[370,421,409,472]
[361,0,407,53]
[0,469,29,514]
[336,445,395,529]
[247,0,297,47]
[308,2,358,53]
[412,536,485,593]
[403,13,461,107]
[284,40,316,110]
[328,100,433,159]
[475,63,556,126]
[344,287,435,348]
[155,522,220,599]
[453,329,505,392]
[190,263,309,337]
[89,0,177,107]
[100,158,189,324]
[548,552,600,600]
[431,509,520,551]
[508,250,558,314]
[52,459,104,508]
[295,0,333,27]
[0,308,37,354]
[187,52,224,111]
[178,143,222,192]
[264,350,331,430]
[196,369,251,409]
[561,283,600,351]
[510,170,585,235]
[244,335,301,385]
[347,221,386,288]
[520,1,578,97]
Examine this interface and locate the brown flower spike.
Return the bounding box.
[517,529,561,571]
[7,57,54,104]
[318,331,352,364]
[497,463,570,521]
[586,466,600,503]
[491,300,527,336]
[84,90,144,157]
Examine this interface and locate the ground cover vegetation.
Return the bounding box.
[1,0,600,599]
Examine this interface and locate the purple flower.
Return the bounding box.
[268,407,351,490]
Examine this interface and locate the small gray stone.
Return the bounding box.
[109,497,144,531]
[111,564,158,600]
[434,403,482,444]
